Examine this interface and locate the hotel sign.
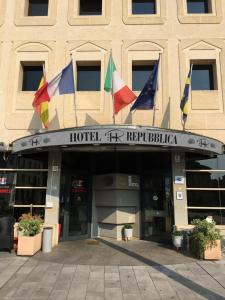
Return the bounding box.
[12,126,223,154]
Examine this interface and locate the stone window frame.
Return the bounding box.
[180,46,222,115]
[63,41,109,128]
[122,0,166,25]
[177,0,222,24]
[14,0,57,26]
[68,0,111,26]
[5,41,54,130]
[0,0,6,26]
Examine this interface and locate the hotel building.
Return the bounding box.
[0,0,225,245]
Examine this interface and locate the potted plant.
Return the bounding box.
[172,229,184,250]
[190,219,222,260]
[124,224,133,241]
[17,213,43,256]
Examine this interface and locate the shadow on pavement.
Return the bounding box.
[99,238,225,300]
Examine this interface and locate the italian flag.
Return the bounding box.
[104,55,136,114]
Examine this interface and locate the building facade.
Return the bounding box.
[0,0,225,244]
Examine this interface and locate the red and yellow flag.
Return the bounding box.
[32,69,49,129]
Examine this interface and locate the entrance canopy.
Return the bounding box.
[12,125,223,155]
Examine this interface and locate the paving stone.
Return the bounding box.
[86,292,105,300]
[67,282,87,299]
[87,278,104,293]
[105,287,123,300]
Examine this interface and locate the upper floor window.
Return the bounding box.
[186,0,211,14]
[191,63,216,90]
[79,0,102,15]
[132,61,154,91]
[21,63,43,91]
[132,0,156,14]
[27,0,49,16]
[77,62,101,91]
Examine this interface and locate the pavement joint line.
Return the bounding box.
[196,261,225,291]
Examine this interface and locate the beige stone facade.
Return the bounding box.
[0,0,225,143]
[1,1,225,245]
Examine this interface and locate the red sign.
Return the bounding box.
[0,189,11,194]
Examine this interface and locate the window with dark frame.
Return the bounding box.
[191,64,216,90]
[187,0,210,14]
[21,64,43,91]
[28,0,49,16]
[132,62,154,91]
[79,0,102,15]
[77,63,101,91]
[132,0,156,15]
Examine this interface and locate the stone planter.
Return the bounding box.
[17,232,42,256]
[124,228,133,240]
[204,240,221,260]
[172,235,183,249]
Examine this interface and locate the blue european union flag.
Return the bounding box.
[130,57,160,111]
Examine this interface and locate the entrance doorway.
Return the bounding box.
[59,151,173,241]
[59,153,92,240]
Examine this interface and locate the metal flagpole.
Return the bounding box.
[70,54,78,127]
[152,53,161,127]
[110,49,115,125]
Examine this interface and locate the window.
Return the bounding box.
[77,63,101,91]
[79,0,102,15]
[187,0,211,14]
[191,63,216,90]
[132,61,154,91]
[132,0,156,14]
[27,0,49,16]
[21,63,43,91]
[186,153,225,225]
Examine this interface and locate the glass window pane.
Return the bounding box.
[132,64,154,91]
[16,172,47,187]
[187,0,209,13]
[191,64,214,90]
[187,190,221,207]
[79,0,102,15]
[188,209,225,225]
[13,207,45,222]
[132,0,156,14]
[22,65,43,91]
[14,189,46,205]
[186,153,218,170]
[77,65,101,91]
[28,0,49,16]
[186,172,221,188]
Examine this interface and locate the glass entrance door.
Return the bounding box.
[59,175,90,240]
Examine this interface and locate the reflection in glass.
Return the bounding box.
[188,209,225,225]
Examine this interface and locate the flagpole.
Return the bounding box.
[110,49,115,125]
[70,54,78,127]
[152,53,161,127]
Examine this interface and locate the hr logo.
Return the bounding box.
[29,137,42,146]
[105,129,124,143]
[197,138,209,148]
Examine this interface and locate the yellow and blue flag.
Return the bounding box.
[180,65,193,125]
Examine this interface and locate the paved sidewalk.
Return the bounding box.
[0,255,225,299]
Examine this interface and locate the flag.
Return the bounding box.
[32,68,49,129]
[130,57,160,111]
[104,54,136,114]
[33,61,75,110]
[180,65,193,124]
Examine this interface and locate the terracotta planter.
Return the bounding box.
[204,240,221,260]
[17,232,42,256]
